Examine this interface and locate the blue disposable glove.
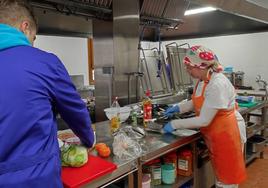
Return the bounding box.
[164,105,180,117]
[163,122,175,133]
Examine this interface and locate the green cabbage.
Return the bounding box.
[61,144,88,167]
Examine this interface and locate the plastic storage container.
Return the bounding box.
[143,159,162,186]
[178,150,193,176]
[161,164,176,184]
[163,152,177,176]
[142,174,151,188]
[224,66,233,73]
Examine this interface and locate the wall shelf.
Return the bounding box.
[247,125,265,139]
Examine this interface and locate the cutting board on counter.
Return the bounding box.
[62,155,117,188]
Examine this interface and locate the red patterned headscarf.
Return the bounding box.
[183,45,223,72]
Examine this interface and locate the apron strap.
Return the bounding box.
[193,80,200,96]
[193,72,212,97]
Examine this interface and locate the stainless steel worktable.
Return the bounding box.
[237,101,268,164]
[82,120,201,188]
[82,121,138,188]
[238,101,267,115]
[78,102,268,187]
[139,126,200,163]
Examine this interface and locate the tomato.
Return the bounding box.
[95,143,107,151]
[98,146,111,158]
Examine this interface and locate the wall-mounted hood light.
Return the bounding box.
[184,7,217,16]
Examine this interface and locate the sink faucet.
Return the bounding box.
[256,75,268,100]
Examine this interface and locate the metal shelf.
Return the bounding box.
[154,175,193,188]
[247,125,265,139]
[246,151,261,165]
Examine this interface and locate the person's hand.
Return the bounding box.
[163,122,175,133]
[164,105,180,117]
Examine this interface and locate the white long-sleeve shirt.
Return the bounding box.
[171,72,247,143]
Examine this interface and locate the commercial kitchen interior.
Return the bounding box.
[30,0,268,187]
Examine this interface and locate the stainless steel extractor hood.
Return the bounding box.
[141,0,268,40]
[30,0,268,40]
[140,0,188,28]
[30,0,113,37]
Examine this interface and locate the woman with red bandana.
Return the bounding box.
[163,46,246,188]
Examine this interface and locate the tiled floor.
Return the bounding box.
[240,146,268,188]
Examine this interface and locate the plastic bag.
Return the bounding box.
[112,129,143,161]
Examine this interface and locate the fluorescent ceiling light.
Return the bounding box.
[184,7,217,16]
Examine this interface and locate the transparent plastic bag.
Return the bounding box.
[121,126,144,140]
[112,129,143,161]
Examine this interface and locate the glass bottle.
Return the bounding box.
[110,97,120,133]
[143,90,152,127]
[130,106,137,126]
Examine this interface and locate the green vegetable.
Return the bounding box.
[61,144,88,167]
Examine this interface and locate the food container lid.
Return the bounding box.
[142,174,151,183]
[145,158,161,165]
[161,164,175,171]
[165,152,177,158]
[180,150,192,157]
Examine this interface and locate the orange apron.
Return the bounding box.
[192,74,246,184]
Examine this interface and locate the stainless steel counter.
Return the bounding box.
[237,100,268,165]
[139,128,200,163]
[82,120,200,188]
[238,101,267,115]
[81,121,138,188]
[236,89,266,97]
[81,156,137,188]
[81,100,268,187]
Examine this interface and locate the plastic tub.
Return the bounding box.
[163,152,177,176]
[104,106,131,122]
[142,174,151,188]
[161,164,175,184]
[224,66,233,73]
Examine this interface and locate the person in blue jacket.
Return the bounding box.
[0,0,95,187]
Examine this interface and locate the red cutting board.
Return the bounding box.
[62,155,117,188]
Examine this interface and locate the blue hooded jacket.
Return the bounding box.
[0,24,94,188]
